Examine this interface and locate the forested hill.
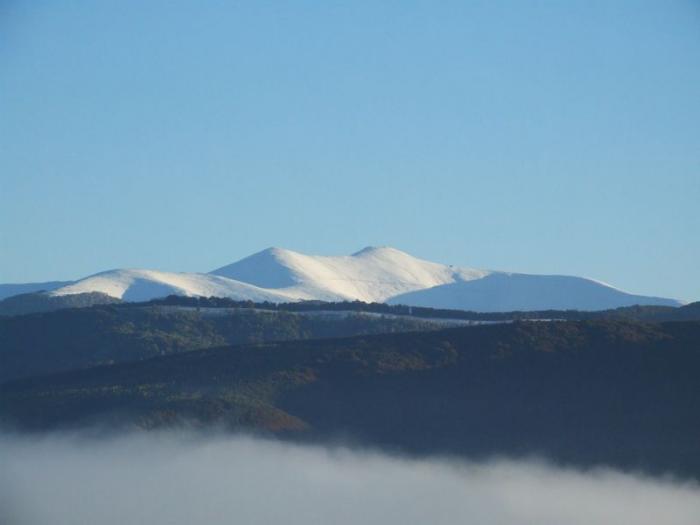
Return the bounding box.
[3,320,699,479]
[0,304,444,383]
[2,291,699,321]
[144,295,700,321]
[2,297,699,384]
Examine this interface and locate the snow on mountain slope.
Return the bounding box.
[210,246,489,303]
[33,246,682,311]
[49,269,295,303]
[388,272,681,312]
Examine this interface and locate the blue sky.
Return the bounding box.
[1,1,699,301]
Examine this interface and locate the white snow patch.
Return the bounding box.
[49,269,297,303]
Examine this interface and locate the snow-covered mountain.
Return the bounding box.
[12,246,680,311]
[49,268,295,303]
[210,246,488,303]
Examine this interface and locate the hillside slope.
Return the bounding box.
[0,281,72,300]
[389,272,679,311]
[0,291,120,316]
[49,269,294,303]
[0,305,443,383]
[3,320,699,478]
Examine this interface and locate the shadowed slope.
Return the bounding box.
[3,320,699,477]
[390,273,680,312]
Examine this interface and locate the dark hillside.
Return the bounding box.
[0,291,120,316]
[3,320,699,478]
[0,305,441,383]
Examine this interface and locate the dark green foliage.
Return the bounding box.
[0,291,120,316]
[2,291,698,322]
[122,295,700,322]
[3,320,700,478]
[0,304,440,383]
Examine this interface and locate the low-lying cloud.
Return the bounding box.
[2,431,699,525]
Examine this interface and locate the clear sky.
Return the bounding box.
[1,1,698,301]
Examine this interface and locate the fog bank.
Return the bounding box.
[2,431,698,525]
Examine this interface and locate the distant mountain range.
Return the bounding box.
[1,246,682,312]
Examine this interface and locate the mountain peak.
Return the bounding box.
[253,246,294,257]
[352,246,406,257]
[210,247,300,289]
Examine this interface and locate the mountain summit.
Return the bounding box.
[209,246,487,303]
[8,246,680,312]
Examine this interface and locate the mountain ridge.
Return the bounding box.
[2,246,682,311]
